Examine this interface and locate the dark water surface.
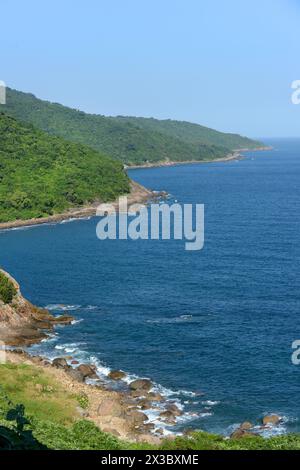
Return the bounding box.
[1,139,299,435]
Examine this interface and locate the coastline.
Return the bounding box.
[5,349,162,445]
[0,270,177,444]
[0,142,291,445]
[125,147,272,170]
[0,181,154,232]
[0,147,272,232]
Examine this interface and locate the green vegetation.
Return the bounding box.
[0,364,122,450]
[0,271,17,304]
[76,392,89,410]
[3,88,263,165]
[0,113,130,222]
[0,362,299,450]
[116,116,262,153]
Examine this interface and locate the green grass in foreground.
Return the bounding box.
[0,363,299,450]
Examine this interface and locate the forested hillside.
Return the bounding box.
[3,88,263,165]
[0,113,130,222]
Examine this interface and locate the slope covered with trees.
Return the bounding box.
[3,88,263,165]
[0,113,130,222]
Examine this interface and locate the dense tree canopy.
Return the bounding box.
[3,89,263,165]
[0,113,130,222]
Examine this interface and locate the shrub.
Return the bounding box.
[0,272,17,304]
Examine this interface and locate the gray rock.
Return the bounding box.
[129,379,152,392]
[52,357,69,369]
[77,363,98,379]
[108,370,126,380]
[67,368,85,383]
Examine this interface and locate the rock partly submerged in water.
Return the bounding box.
[77,363,98,379]
[240,421,253,431]
[147,392,163,402]
[129,379,152,392]
[166,403,182,417]
[263,414,282,426]
[108,370,126,381]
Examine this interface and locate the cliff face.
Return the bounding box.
[0,270,73,346]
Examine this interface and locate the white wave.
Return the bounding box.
[71,319,84,325]
[89,355,111,377]
[54,342,87,352]
[40,333,59,343]
[60,216,91,224]
[254,414,298,438]
[201,400,220,407]
[0,222,57,233]
[45,304,81,311]
[146,315,209,325]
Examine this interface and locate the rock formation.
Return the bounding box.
[0,269,73,346]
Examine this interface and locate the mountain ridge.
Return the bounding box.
[3,88,263,165]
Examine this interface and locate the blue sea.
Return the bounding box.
[1,139,299,436]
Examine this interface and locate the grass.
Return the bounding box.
[0,363,77,425]
[0,362,299,450]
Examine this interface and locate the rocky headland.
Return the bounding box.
[0,269,73,346]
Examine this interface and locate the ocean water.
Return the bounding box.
[0,139,299,435]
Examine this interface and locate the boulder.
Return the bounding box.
[52,357,69,369]
[166,403,182,417]
[129,379,152,392]
[126,410,148,426]
[147,392,163,402]
[71,360,79,365]
[130,390,144,399]
[77,364,98,379]
[159,410,177,425]
[67,368,85,383]
[138,422,155,433]
[230,428,255,439]
[240,421,253,431]
[263,415,281,426]
[108,370,126,381]
[97,398,124,418]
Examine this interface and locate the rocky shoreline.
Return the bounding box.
[0,270,73,346]
[5,347,286,444]
[0,147,272,231]
[0,270,185,443]
[125,147,273,170]
[0,144,281,444]
[0,181,155,232]
[0,270,287,443]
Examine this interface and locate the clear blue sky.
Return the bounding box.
[1,0,300,137]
